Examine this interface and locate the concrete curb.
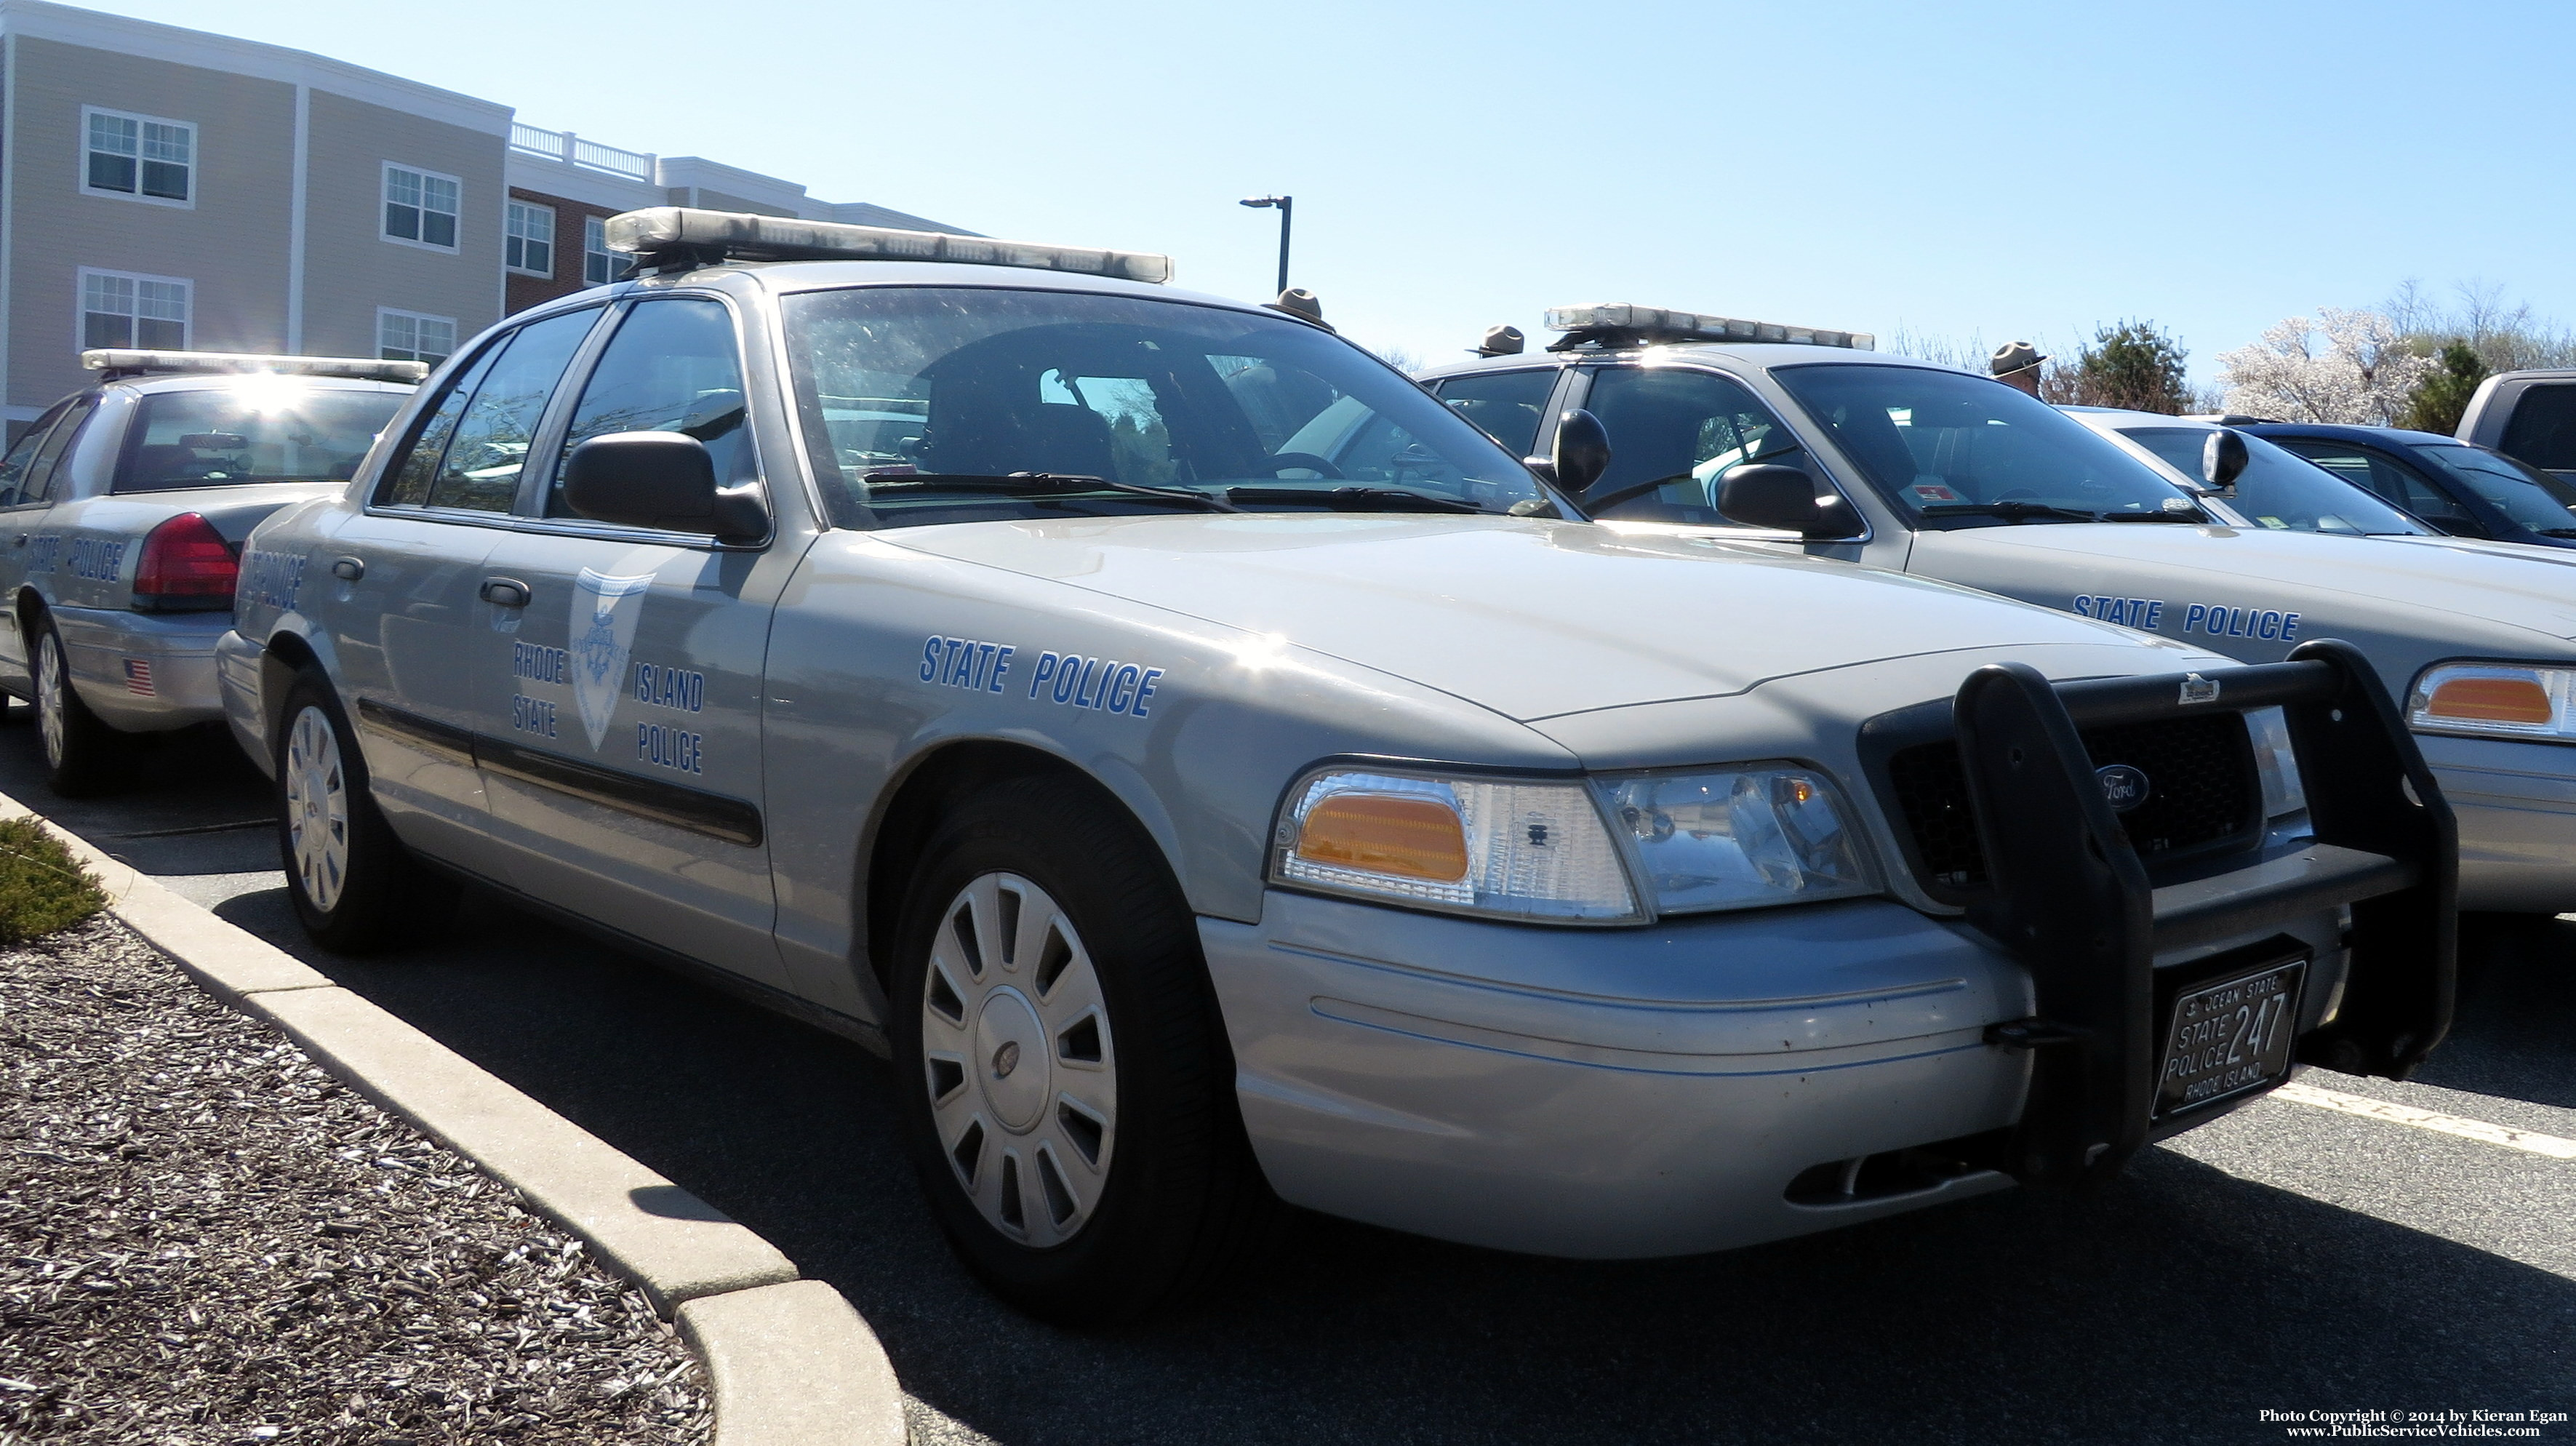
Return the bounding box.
[2,791,908,1446]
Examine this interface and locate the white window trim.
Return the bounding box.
[376,305,457,364]
[380,160,463,255]
[77,265,192,351]
[505,198,554,279]
[582,215,620,287]
[79,104,196,210]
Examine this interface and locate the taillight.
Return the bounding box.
[134,511,239,604]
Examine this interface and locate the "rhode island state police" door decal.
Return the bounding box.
[571,568,655,750]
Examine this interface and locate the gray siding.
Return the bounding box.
[7,35,297,409]
[299,88,503,360]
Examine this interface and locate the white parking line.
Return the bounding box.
[2272,1080,2576,1161]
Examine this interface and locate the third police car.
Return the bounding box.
[222,220,2447,1322]
[1421,306,2576,917]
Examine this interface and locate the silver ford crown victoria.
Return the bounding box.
[220,213,2452,1324]
[0,351,417,793]
[1420,306,2576,916]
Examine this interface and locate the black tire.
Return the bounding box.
[890,775,1276,1325]
[273,669,455,952]
[32,614,127,796]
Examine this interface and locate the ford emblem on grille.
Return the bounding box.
[2096,763,2151,813]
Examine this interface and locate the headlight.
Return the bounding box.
[2407,662,2576,743]
[2244,706,2308,818]
[1603,766,1873,914]
[1273,768,1640,922]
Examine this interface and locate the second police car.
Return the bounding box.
[0,350,417,793]
[1420,306,2576,918]
[223,215,2450,1323]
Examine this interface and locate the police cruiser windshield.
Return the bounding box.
[2114,427,2426,537]
[783,287,1549,527]
[1769,364,2216,527]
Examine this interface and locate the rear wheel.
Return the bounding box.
[33,617,126,796]
[275,670,455,952]
[891,776,1274,1325]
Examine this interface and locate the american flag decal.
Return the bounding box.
[122,658,153,696]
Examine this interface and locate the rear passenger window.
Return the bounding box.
[12,397,100,508]
[548,297,746,518]
[2500,383,2576,471]
[1433,370,1556,457]
[2279,442,2476,527]
[0,401,75,507]
[378,308,599,511]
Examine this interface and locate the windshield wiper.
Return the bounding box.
[1919,500,2110,524]
[1224,485,1487,514]
[2533,527,2576,538]
[862,471,1238,513]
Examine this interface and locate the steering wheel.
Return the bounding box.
[1264,451,1345,479]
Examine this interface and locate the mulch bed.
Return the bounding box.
[0,915,711,1444]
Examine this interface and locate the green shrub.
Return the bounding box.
[0,815,105,943]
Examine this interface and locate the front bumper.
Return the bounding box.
[2414,733,2576,913]
[52,605,231,732]
[1206,889,2352,1259]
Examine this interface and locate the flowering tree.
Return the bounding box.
[2217,309,2431,423]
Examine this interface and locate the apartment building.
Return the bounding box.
[0,0,970,436]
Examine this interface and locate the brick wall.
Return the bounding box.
[504,185,622,315]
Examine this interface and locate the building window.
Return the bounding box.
[83,107,193,205]
[80,268,190,349]
[378,308,457,365]
[383,164,461,250]
[505,200,554,276]
[583,217,620,286]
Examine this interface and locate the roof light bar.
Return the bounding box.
[1542,303,1874,352]
[604,207,1174,285]
[81,350,429,383]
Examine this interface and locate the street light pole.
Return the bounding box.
[1239,194,1292,295]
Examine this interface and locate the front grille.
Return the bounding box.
[1884,712,2260,888]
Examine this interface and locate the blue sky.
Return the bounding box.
[98,1,2576,380]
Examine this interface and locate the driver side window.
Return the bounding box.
[1578,367,1800,524]
[549,297,748,518]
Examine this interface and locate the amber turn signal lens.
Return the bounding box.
[1295,794,1470,882]
[2425,675,2553,725]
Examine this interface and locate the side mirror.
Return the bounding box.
[2202,429,2249,489]
[563,431,769,543]
[1717,463,1861,540]
[1550,409,1611,495]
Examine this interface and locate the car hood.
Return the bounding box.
[1912,523,2576,642]
[884,514,2185,721]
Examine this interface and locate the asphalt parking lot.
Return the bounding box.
[23,716,2574,1446]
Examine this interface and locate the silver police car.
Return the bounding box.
[0,351,417,793]
[1421,305,2576,916]
[222,215,2449,1323]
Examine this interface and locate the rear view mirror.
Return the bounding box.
[2203,429,2249,490]
[563,431,769,543]
[1717,464,1862,540]
[1549,410,1611,495]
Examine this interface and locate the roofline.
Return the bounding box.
[0,0,513,135]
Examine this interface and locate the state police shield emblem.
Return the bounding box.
[570,568,654,750]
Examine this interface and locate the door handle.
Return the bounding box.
[480,577,530,607]
[330,556,364,580]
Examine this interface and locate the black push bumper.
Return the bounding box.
[1952,639,2456,1189]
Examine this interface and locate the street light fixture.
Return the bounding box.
[1239,194,1292,297]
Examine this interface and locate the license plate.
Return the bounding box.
[2155,959,2306,1119]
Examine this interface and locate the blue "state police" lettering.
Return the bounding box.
[919,635,1015,693]
[2181,603,2300,642]
[2073,594,2165,630]
[239,550,307,611]
[511,694,558,738]
[65,536,127,583]
[1026,651,1162,718]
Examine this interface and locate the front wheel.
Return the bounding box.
[33,617,126,796]
[274,670,455,952]
[890,776,1275,1325]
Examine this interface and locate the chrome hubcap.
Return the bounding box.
[34,632,64,770]
[921,871,1116,1247]
[282,704,351,914]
